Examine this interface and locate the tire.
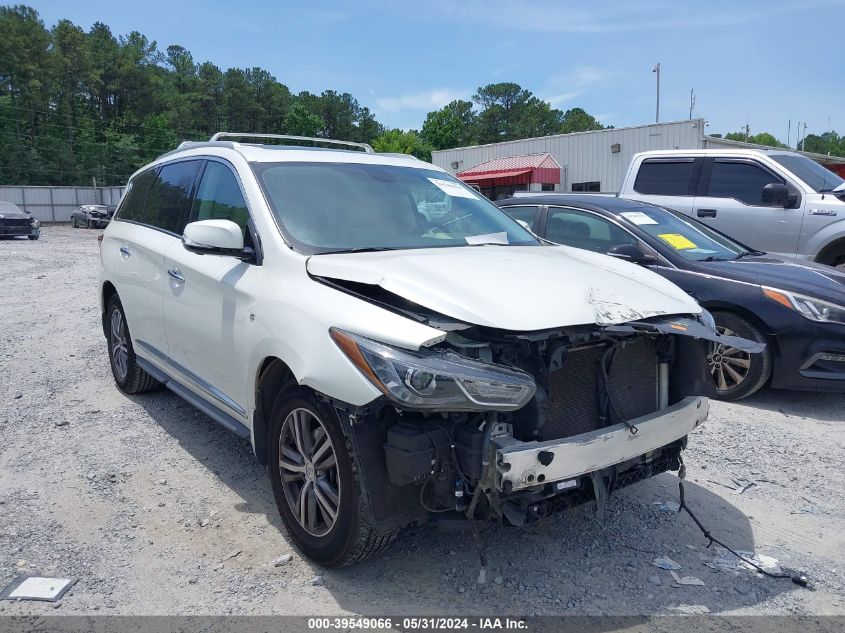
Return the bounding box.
[87,219,93,229]
[28,235,38,240]
[72,218,78,228]
[267,386,397,567]
[106,295,161,394]
[709,311,771,401]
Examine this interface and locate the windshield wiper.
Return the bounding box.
[700,256,730,262]
[315,246,399,255]
[733,250,766,260]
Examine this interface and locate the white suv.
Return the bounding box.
[99,133,749,567]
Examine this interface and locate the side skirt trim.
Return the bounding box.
[136,356,251,439]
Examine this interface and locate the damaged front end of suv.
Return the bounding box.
[313,269,762,534]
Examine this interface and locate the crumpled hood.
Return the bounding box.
[306,245,700,331]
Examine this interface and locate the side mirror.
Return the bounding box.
[762,183,790,207]
[606,243,657,265]
[183,220,252,259]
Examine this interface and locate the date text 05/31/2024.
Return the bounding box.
[307,617,529,630]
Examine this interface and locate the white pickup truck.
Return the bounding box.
[619,149,845,267]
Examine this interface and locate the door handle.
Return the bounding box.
[167,267,185,284]
[119,245,131,258]
[697,208,717,218]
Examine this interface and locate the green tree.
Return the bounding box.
[801,132,844,157]
[420,99,476,149]
[372,129,432,161]
[282,102,323,137]
[559,107,604,134]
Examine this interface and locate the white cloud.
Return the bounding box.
[546,91,582,107]
[376,88,469,113]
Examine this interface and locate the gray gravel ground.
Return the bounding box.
[1,226,844,616]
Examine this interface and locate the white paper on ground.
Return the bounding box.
[8,577,74,600]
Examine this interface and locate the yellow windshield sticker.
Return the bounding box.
[658,233,697,250]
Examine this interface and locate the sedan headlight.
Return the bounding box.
[762,286,845,325]
[30,218,40,227]
[330,328,536,411]
[698,308,716,331]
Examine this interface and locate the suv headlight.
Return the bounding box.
[763,286,845,325]
[330,328,536,411]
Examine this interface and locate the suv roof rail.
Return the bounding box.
[209,132,374,153]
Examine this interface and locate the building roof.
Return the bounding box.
[456,153,562,185]
[457,153,560,177]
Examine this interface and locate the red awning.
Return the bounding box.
[458,169,532,183]
[456,153,561,187]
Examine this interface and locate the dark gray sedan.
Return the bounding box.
[71,204,110,229]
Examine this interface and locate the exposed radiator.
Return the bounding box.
[543,337,659,441]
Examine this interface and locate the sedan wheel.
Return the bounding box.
[708,326,751,391]
[278,407,341,537]
[708,311,771,401]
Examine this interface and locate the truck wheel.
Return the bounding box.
[106,295,161,394]
[709,311,771,401]
[267,386,397,567]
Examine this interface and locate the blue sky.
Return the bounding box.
[31,0,845,144]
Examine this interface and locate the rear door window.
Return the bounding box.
[116,169,157,223]
[634,159,695,195]
[501,205,540,230]
[545,207,638,253]
[143,160,202,233]
[705,160,784,205]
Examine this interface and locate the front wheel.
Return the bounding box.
[267,387,397,567]
[708,311,771,400]
[28,235,38,240]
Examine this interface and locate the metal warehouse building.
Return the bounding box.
[431,119,845,199]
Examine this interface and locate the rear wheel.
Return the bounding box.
[72,218,78,228]
[267,386,397,566]
[708,311,771,400]
[106,295,161,394]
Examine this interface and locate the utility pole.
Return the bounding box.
[743,119,750,142]
[689,89,695,120]
[800,122,807,151]
[652,63,661,123]
[787,120,791,149]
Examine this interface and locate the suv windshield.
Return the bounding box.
[769,153,845,193]
[253,162,539,254]
[619,204,748,261]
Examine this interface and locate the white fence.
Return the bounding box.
[0,185,125,223]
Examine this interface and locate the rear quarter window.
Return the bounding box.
[634,159,695,196]
[116,169,157,223]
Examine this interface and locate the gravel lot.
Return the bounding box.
[1,226,844,617]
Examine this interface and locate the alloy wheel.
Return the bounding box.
[708,326,752,391]
[110,308,129,380]
[278,408,341,537]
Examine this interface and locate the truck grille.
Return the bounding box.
[543,337,659,441]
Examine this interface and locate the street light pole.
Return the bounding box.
[652,63,661,123]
